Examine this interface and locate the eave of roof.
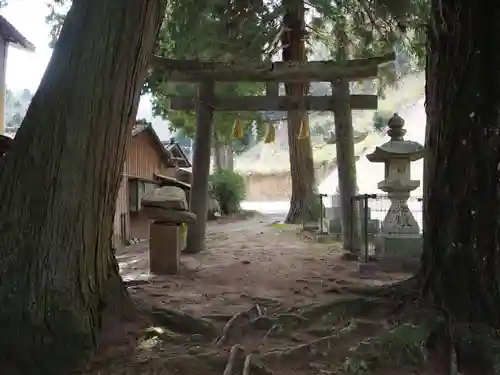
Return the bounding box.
[0,16,35,52]
[166,143,191,167]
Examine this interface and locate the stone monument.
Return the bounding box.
[366,114,425,258]
[141,186,196,274]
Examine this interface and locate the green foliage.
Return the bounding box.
[209,169,246,215]
[372,110,394,133]
[43,0,429,148]
[311,121,331,136]
[5,88,33,134]
[232,125,259,155]
[141,0,281,149]
[44,0,429,71]
[141,0,429,151]
[308,0,428,87]
[46,0,70,47]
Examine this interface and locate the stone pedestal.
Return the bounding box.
[374,233,422,259]
[149,221,181,275]
[375,192,422,258]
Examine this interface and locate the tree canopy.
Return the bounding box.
[142,0,279,146]
[44,0,428,147]
[145,0,427,146]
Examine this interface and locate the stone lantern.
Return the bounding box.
[366,114,425,258]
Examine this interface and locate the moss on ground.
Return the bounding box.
[341,324,428,374]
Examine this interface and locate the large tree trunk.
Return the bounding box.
[213,144,233,171]
[0,0,164,372]
[421,0,500,372]
[214,144,225,170]
[332,17,361,252]
[283,0,317,224]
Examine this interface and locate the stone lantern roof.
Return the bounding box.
[366,114,425,163]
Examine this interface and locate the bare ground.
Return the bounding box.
[79,214,426,375]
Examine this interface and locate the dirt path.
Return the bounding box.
[119,214,406,316]
[82,215,422,375]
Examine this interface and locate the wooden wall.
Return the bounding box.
[113,131,178,247]
[113,175,129,248]
[125,131,171,179]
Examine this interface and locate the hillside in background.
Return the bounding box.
[3,91,175,141]
[234,73,425,175]
[5,88,33,137]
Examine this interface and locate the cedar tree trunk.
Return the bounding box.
[421,0,500,372]
[283,0,317,224]
[0,0,164,373]
[214,144,224,170]
[226,144,234,171]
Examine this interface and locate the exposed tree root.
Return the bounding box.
[223,344,245,375]
[216,305,262,346]
[124,279,151,287]
[264,325,281,340]
[242,354,252,375]
[299,295,395,322]
[142,326,184,342]
[337,276,421,300]
[160,350,227,372]
[159,346,276,375]
[204,313,236,322]
[250,312,309,331]
[128,289,432,375]
[147,306,218,338]
[241,354,277,375]
[247,358,276,375]
[261,321,358,361]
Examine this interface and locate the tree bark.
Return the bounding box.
[421,0,500,372]
[225,144,234,171]
[283,0,317,224]
[0,0,164,373]
[332,17,361,252]
[185,81,215,254]
[214,143,224,170]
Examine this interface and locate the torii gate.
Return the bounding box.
[150,52,394,253]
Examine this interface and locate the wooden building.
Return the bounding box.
[113,121,191,246]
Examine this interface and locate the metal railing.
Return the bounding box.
[350,194,423,261]
[303,193,423,263]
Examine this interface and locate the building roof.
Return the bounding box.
[132,120,191,168]
[132,120,176,167]
[165,142,191,168]
[0,16,35,52]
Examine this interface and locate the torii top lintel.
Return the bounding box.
[149,52,395,83]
